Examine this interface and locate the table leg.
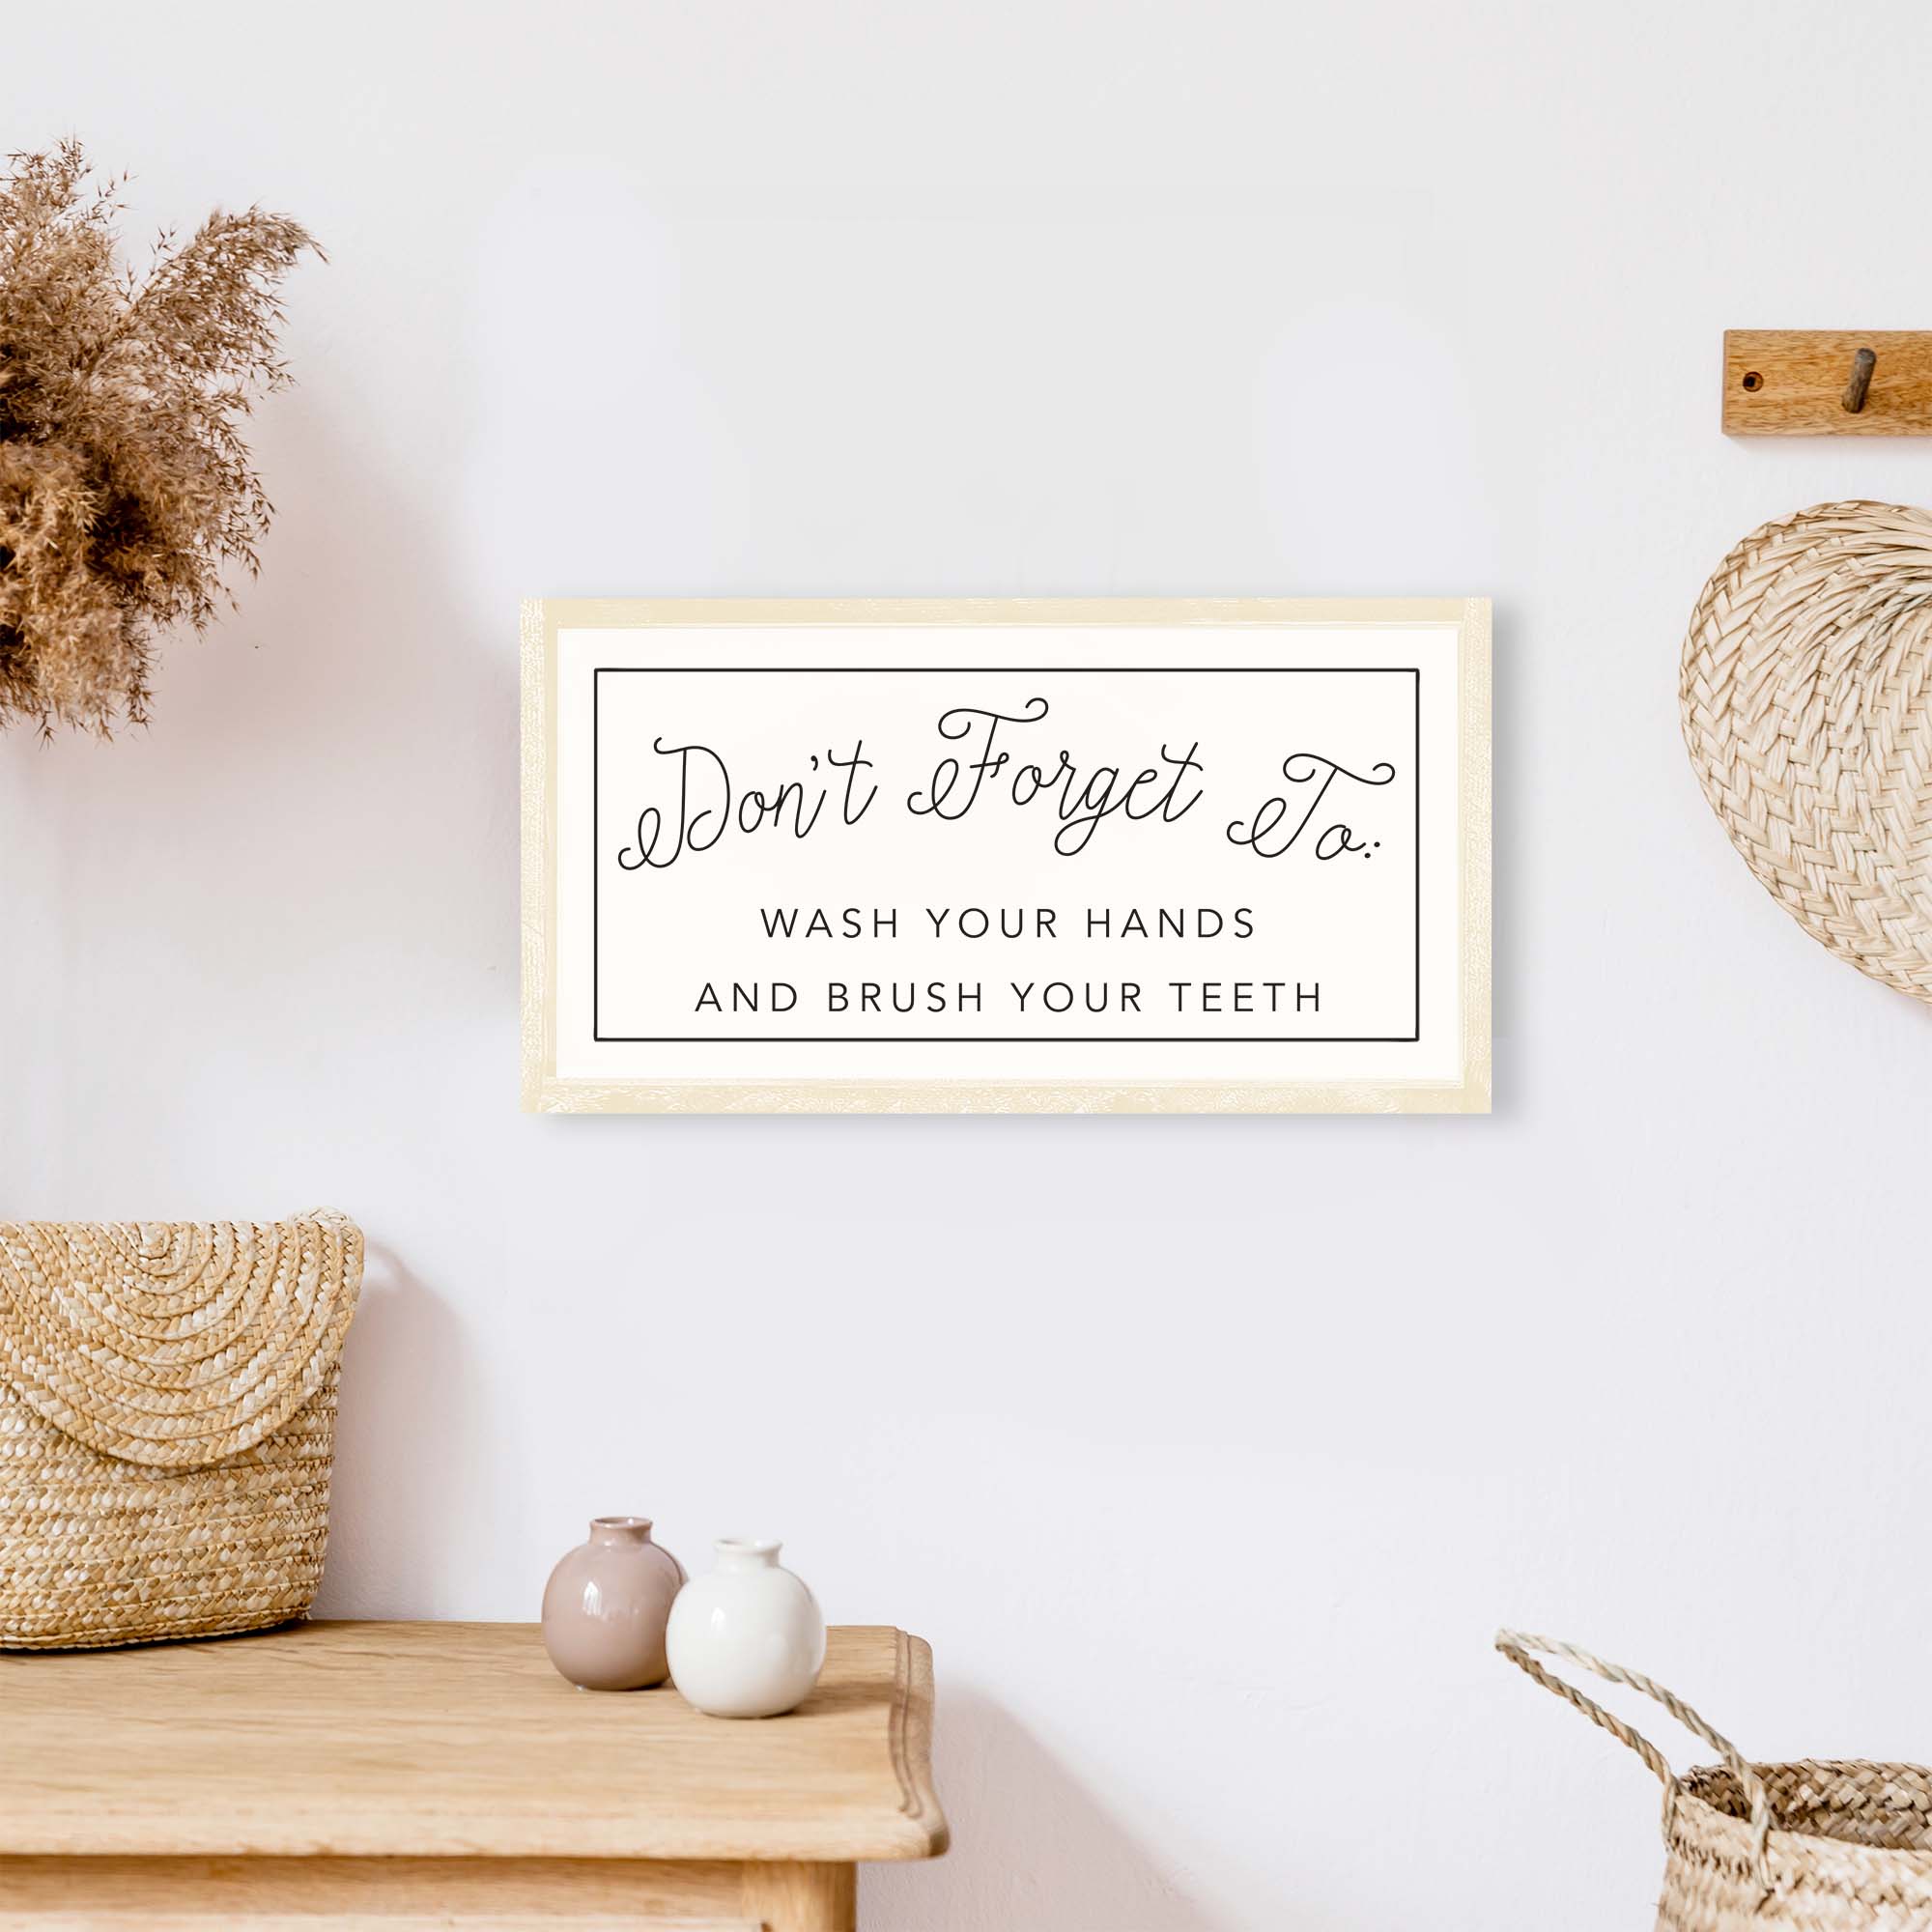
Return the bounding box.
[737,1861,856,1932]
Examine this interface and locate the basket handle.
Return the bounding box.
[1495,1631,1773,1890]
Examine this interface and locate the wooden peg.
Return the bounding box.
[1724,331,1932,435]
[1842,347,1877,413]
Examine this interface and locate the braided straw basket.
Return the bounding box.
[0,1210,361,1650]
[1681,499,1932,1003]
[1500,1632,1932,1929]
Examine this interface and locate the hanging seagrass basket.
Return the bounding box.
[0,1210,361,1650]
[1500,1632,1932,1930]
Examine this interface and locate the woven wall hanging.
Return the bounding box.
[1681,498,1932,1003]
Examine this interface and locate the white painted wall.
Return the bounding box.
[6,3,1932,1923]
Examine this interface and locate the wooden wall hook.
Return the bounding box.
[1842,347,1877,414]
[1725,331,1932,435]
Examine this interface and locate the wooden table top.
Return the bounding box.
[0,1620,947,1863]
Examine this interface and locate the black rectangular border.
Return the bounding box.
[592,667,1422,1043]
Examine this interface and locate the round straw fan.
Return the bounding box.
[1680,499,1932,1003]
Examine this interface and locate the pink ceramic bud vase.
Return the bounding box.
[541,1516,686,1690]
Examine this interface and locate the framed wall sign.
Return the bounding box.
[522,598,1490,1114]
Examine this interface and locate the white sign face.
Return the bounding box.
[524,601,1489,1114]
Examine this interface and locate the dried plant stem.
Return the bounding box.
[0,141,321,735]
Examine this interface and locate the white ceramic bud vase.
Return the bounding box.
[666,1538,826,1719]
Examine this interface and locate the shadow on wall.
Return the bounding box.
[315,1239,486,1620]
[865,1688,1220,1932]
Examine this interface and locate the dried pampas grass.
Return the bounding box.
[0,142,320,736]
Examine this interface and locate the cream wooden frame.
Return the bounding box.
[521,598,1491,1115]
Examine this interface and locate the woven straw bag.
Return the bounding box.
[1500,1632,1932,1929]
[0,1210,361,1650]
